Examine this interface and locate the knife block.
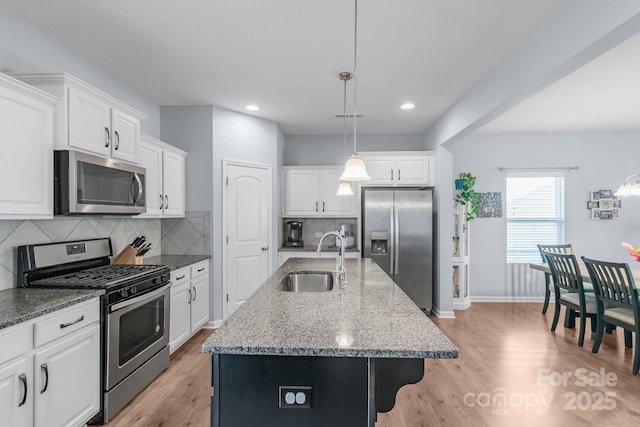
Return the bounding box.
[112,245,138,265]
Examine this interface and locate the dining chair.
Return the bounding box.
[582,257,640,375]
[537,244,573,314]
[544,251,597,347]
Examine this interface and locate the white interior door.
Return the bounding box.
[224,161,271,319]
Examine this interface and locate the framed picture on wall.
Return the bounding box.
[591,190,600,201]
[591,209,600,220]
[600,189,612,199]
[587,201,599,209]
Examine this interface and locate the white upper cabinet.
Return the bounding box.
[0,73,58,219]
[360,152,435,186]
[139,134,186,218]
[283,167,356,217]
[9,72,146,164]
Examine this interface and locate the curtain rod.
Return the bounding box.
[498,166,579,172]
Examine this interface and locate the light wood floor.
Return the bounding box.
[107,304,640,426]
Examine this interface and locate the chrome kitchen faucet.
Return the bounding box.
[317,231,346,281]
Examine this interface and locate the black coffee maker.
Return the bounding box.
[284,221,304,247]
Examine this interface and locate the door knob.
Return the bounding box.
[261,246,269,251]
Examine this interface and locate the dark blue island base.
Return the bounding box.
[210,354,424,427]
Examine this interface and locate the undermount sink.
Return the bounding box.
[278,271,334,292]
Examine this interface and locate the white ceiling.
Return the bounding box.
[2,0,608,136]
[479,29,640,133]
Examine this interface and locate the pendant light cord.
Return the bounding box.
[353,0,358,154]
[343,74,348,159]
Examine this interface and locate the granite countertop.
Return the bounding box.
[0,288,104,330]
[143,254,211,271]
[203,258,458,359]
[279,245,360,252]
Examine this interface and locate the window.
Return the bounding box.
[506,175,565,263]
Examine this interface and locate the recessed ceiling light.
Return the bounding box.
[401,103,415,110]
[245,105,260,111]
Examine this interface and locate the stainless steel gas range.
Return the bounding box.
[18,238,171,424]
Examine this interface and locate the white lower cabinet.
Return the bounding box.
[0,298,100,427]
[170,260,210,352]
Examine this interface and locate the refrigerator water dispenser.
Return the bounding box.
[370,231,388,254]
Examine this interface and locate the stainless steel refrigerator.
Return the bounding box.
[362,188,433,313]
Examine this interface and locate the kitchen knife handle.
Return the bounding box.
[104,127,110,148]
[18,374,27,407]
[40,364,49,394]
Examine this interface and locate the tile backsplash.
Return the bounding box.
[0,211,211,291]
[283,218,357,247]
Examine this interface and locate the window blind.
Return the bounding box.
[506,176,565,263]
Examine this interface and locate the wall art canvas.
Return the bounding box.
[477,192,502,218]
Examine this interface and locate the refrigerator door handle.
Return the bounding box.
[389,203,395,275]
[393,200,400,275]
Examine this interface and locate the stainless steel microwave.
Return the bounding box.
[54,150,146,215]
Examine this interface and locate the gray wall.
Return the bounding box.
[284,134,425,165]
[0,5,161,137]
[162,106,282,323]
[450,131,640,299]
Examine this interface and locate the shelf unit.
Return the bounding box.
[453,199,471,310]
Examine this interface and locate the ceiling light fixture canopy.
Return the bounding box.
[245,104,259,111]
[340,0,370,182]
[614,174,640,196]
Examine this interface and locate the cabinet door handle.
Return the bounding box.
[197,267,205,272]
[398,169,401,181]
[192,287,197,301]
[391,169,394,180]
[315,201,318,212]
[187,288,192,304]
[176,274,186,280]
[60,315,84,329]
[104,127,110,148]
[114,131,120,150]
[322,201,325,212]
[165,195,169,209]
[18,374,27,407]
[261,246,269,251]
[159,194,164,209]
[40,364,49,394]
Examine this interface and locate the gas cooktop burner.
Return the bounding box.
[30,264,169,289]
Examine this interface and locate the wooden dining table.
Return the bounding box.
[529,261,640,283]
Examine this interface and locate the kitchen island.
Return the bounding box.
[203,258,457,426]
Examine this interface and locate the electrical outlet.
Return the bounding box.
[279,386,312,409]
[315,232,323,238]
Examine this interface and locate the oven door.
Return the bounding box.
[106,283,170,390]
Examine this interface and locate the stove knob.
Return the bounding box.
[131,286,137,294]
[120,288,128,298]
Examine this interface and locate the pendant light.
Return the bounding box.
[614,174,640,196]
[337,72,355,196]
[340,0,370,182]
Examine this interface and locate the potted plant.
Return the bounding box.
[455,172,480,221]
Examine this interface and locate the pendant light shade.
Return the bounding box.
[615,174,640,196]
[336,180,354,196]
[340,153,369,181]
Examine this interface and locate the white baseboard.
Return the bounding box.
[471,296,548,303]
[206,319,224,328]
[431,307,456,318]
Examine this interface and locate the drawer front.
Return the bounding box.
[0,325,29,362]
[33,298,100,348]
[171,266,190,285]
[190,261,209,279]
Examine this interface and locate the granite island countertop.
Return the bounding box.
[279,245,359,252]
[0,288,104,330]
[203,258,458,359]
